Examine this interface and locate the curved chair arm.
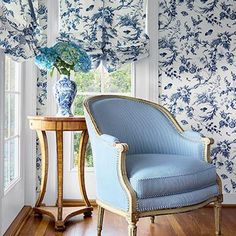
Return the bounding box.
[181,130,214,163]
[100,134,120,145]
[84,111,136,213]
[93,134,136,213]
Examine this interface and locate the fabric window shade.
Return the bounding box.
[0,0,47,62]
[59,0,149,71]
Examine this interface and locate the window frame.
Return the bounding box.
[68,63,135,171]
[0,54,23,194]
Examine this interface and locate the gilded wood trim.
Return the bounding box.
[214,201,222,235]
[96,200,128,218]
[56,130,64,222]
[4,206,32,236]
[77,130,91,207]
[28,116,85,122]
[29,116,93,231]
[35,130,48,207]
[28,117,87,131]
[62,199,97,207]
[97,205,105,236]
[138,197,218,218]
[116,143,137,220]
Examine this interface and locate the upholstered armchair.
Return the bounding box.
[84,95,223,236]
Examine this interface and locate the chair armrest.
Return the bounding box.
[100,134,120,145]
[182,130,202,140]
[92,135,134,212]
[84,110,135,212]
[179,130,214,163]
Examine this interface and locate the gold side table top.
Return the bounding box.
[28,116,93,230]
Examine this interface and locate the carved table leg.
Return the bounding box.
[35,131,49,208]
[77,130,92,216]
[55,130,65,230]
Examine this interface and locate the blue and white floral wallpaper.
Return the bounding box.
[158,0,236,193]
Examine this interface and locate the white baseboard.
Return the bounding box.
[223,193,236,204]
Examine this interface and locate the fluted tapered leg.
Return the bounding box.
[214,201,222,235]
[150,216,155,224]
[128,221,137,236]
[97,206,104,236]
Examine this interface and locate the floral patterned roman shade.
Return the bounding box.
[59,0,149,71]
[0,0,47,61]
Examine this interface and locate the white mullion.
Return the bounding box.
[0,53,5,228]
[4,135,20,142]
[5,91,20,95]
[7,90,10,140]
[77,91,131,96]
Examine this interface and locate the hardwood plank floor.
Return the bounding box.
[19,207,236,236]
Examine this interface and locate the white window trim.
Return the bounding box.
[3,58,22,194]
[0,52,4,235]
[134,0,159,102]
[23,59,38,205]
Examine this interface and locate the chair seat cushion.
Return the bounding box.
[126,154,217,199]
[137,185,219,211]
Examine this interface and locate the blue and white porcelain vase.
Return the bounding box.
[53,75,77,117]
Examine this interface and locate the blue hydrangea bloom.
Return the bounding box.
[35,47,58,70]
[35,42,91,74]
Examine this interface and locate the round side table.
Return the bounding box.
[28,116,93,230]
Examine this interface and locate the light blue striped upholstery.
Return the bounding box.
[137,185,218,211]
[84,96,219,213]
[88,98,204,159]
[84,111,129,211]
[126,153,217,199]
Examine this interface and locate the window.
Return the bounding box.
[4,56,21,191]
[72,63,134,168]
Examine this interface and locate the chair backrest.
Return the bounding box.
[84,95,184,154]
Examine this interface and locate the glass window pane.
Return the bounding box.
[4,93,9,138]
[4,141,10,189]
[74,70,101,93]
[5,56,20,92]
[73,132,93,168]
[10,94,17,136]
[4,138,19,189]
[5,57,10,91]
[4,56,21,191]
[4,94,18,138]
[104,64,132,93]
[74,95,88,116]
[73,63,133,168]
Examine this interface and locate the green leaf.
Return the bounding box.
[49,67,55,77]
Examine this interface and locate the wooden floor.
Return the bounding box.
[19,207,236,236]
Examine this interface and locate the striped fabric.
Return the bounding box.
[89,98,204,158]
[137,185,218,211]
[85,96,219,212]
[126,153,217,199]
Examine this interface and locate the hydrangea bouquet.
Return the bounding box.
[35,42,91,117]
[35,41,91,76]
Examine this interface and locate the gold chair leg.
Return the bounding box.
[214,201,222,235]
[128,221,137,236]
[150,216,155,224]
[97,206,105,236]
